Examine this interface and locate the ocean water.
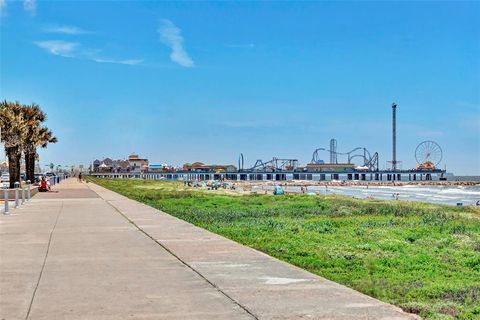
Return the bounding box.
[259,185,480,206]
[449,176,480,182]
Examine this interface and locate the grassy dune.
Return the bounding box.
[89,178,480,319]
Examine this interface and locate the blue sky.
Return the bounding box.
[1,1,479,174]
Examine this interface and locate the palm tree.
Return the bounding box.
[22,104,45,183]
[26,127,57,182]
[22,104,57,182]
[0,101,27,188]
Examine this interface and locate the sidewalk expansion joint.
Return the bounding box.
[92,187,259,320]
[25,201,64,320]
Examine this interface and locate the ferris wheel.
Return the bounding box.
[415,141,443,166]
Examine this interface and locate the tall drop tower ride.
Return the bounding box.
[391,103,397,171]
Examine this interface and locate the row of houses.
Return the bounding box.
[91,151,240,174]
[92,154,149,173]
[91,155,238,174]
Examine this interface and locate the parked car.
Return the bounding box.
[1,172,9,188]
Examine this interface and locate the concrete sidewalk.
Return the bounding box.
[0,179,418,320]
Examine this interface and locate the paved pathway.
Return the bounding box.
[0,179,418,319]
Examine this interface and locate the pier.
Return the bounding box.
[90,169,446,182]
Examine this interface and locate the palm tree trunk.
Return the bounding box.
[6,147,21,189]
[25,151,36,183]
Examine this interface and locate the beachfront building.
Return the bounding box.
[128,154,149,173]
[148,164,176,172]
[92,154,149,173]
[93,158,114,172]
[183,162,237,173]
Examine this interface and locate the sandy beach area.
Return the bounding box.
[217,180,479,194]
[187,180,480,205]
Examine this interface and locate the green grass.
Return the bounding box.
[88,178,480,319]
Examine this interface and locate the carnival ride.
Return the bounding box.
[238,139,442,173]
[249,158,299,171]
[311,139,379,171]
[415,141,443,170]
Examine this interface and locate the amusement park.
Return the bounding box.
[92,103,447,182]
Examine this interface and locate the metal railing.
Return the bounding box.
[2,175,65,215]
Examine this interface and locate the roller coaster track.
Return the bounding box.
[311,147,379,171]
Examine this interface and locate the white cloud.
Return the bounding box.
[0,0,6,15]
[44,25,91,35]
[35,40,142,66]
[158,19,194,67]
[93,58,143,66]
[23,0,36,16]
[35,40,79,57]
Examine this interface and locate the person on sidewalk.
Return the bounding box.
[78,172,83,183]
[38,177,50,192]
